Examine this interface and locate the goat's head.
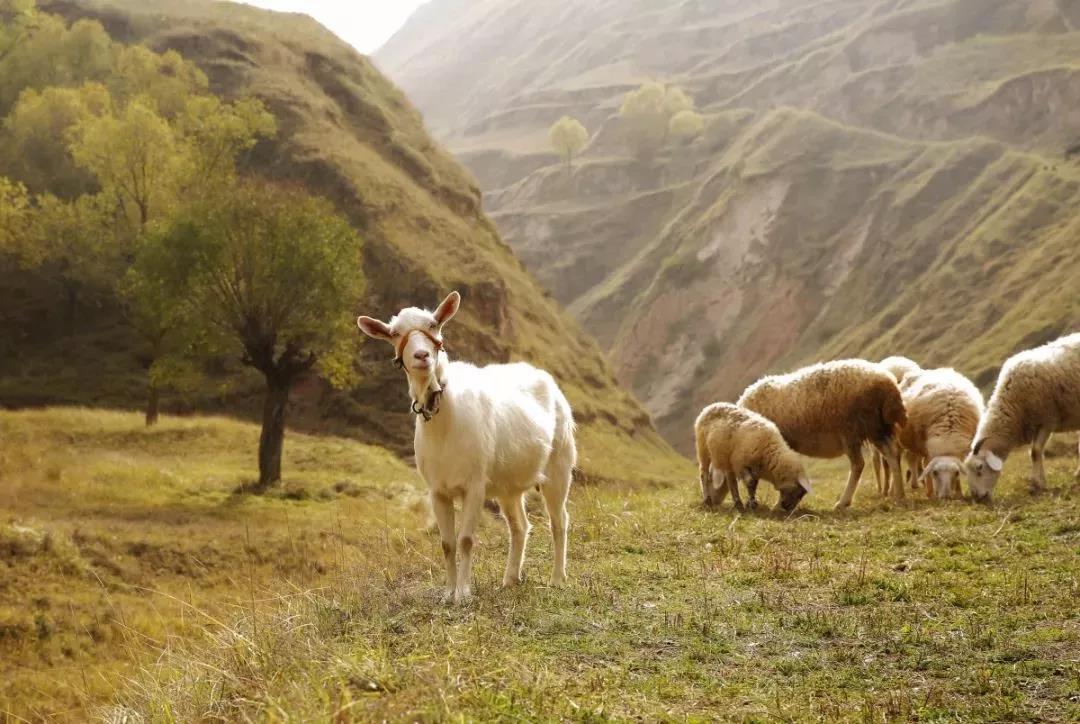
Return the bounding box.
[357,292,460,411]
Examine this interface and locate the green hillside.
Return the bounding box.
[0,0,681,478]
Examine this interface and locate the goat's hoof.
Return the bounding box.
[832,500,851,511]
[501,577,522,589]
[454,587,473,604]
[549,574,567,587]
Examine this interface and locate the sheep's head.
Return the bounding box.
[774,473,811,512]
[357,292,460,410]
[919,456,963,500]
[964,439,1003,503]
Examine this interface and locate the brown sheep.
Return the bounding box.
[738,360,908,509]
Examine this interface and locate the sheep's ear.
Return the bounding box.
[985,450,1003,472]
[797,474,812,493]
[357,316,393,341]
[434,291,461,326]
[918,464,932,483]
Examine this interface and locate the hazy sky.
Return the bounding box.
[234,0,426,53]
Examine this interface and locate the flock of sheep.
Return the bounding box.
[695,333,1080,512]
[357,291,1078,602]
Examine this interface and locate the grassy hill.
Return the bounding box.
[5,408,1078,719]
[0,0,681,478]
[377,0,1080,449]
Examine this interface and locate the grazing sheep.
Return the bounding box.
[694,402,811,513]
[738,360,908,510]
[896,368,984,499]
[358,291,576,603]
[965,333,1080,502]
[872,356,923,494]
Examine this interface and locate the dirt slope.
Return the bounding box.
[377,0,1080,449]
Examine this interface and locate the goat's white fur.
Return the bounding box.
[358,292,575,603]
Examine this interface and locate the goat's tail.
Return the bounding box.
[550,391,578,476]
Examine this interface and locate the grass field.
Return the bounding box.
[2,408,1079,721]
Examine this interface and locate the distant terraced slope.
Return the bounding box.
[377,0,1080,448]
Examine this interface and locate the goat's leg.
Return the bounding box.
[498,493,530,588]
[1074,436,1080,482]
[1029,427,1051,492]
[454,485,485,602]
[834,445,866,510]
[540,466,571,586]
[430,491,456,602]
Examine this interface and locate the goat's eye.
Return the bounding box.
[429,322,437,330]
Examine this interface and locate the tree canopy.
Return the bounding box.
[619,82,696,159]
[549,115,588,175]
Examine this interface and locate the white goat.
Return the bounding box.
[357,291,575,603]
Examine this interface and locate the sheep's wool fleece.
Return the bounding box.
[737,359,907,459]
[898,368,984,458]
[977,332,1080,448]
[694,402,803,483]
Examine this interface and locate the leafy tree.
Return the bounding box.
[68,98,183,231]
[619,82,696,159]
[110,44,207,118]
[548,115,588,176]
[669,110,704,144]
[0,10,112,114]
[3,82,110,195]
[0,174,30,252]
[136,181,364,488]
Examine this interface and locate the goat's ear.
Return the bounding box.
[985,450,1003,472]
[357,316,393,341]
[434,291,461,326]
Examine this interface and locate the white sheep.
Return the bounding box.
[871,356,922,494]
[965,332,1080,502]
[738,360,908,510]
[694,402,812,513]
[357,291,576,603]
[896,367,984,500]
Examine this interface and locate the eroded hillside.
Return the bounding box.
[377,0,1080,448]
[0,0,679,480]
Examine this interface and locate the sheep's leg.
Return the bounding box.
[881,438,906,503]
[834,445,866,510]
[498,493,530,588]
[540,466,571,586]
[1029,427,1051,492]
[700,464,714,505]
[726,471,745,512]
[740,469,759,511]
[871,448,884,495]
[431,491,457,602]
[710,468,729,507]
[454,485,485,602]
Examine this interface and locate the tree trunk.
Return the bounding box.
[256,376,290,490]
[145,384,159,426]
